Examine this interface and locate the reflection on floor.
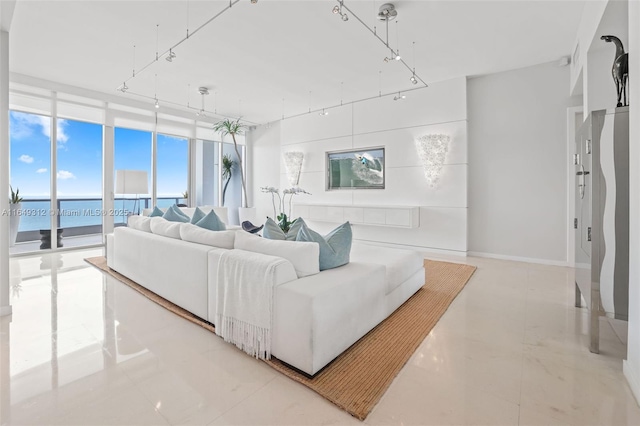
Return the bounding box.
[10,234,103,255]
[1,249,639,425]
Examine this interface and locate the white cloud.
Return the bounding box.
[36,168,47,174]
[56,170,76,180]
[10,111,68,143]
[18,154,34,164]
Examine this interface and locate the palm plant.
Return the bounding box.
[221,154,235,206]
[213,118,248,207]
[10,186,23,204]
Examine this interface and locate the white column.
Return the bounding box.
[102,108,114,238]
[624,0,640,406]
[0,30,11,317]
[151,123,157,208]
[50,92,58,249]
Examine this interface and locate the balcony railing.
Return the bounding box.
[15,197,185,243]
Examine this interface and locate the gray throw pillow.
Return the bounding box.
[296,221,352,270]
[262,217,305,241]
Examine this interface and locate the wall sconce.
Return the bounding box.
[415,134,450,187]
[283,151,304,186]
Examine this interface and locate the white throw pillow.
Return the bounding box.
[127,215,152,232]
[149,217,181,239]
[234,230,319,278]
[179,223,235,249]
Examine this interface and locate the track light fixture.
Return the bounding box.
[196,86,209,117]
[393,92,406,101]
[119,82,128,92]
[319,109,329,116]
[251,0,258,3]
[410,74,418,84]
[377,3,397,21]
[154,99,160,109]
[332,1,348,21]
[166,49,176,62]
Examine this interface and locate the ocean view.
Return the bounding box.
[14,197,183,232]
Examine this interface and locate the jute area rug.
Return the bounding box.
[85,256,476,420]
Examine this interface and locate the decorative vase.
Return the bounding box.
[9,203,21,247]
[238,207,257,225]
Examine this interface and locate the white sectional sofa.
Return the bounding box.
[106,207,425,375]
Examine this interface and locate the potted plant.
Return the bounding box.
[9,186,23,247]
[221,154,235,206]
[213,118,255,223]
[260,186,311,232]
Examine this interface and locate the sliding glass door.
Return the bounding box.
[114,128,152,223]
[156,133,188,207]
[56,118,103,248]
[9,111,52,252]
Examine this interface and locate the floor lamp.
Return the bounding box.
[115,170,149,221]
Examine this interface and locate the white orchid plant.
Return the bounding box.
[260,186,311,232]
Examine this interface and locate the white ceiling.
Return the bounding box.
[9,0,586,124]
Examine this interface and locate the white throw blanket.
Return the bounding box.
[215,249,281,360]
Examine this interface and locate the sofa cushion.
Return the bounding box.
[163,205,190,223]
[150,217,182,239]
[350,242,424,295]
[262,217,305,241]
[190,206,206,224]
[297,222,352,271]
[149,206,164,217]
[196,210,226,231]
[179,223,235,249]
[234,230,319,278]
[127,215,152,232]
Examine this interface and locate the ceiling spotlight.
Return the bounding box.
[319,109,329,116]
[395,54,401,61]
[410,74,418,84]
[332,5,340,13]
[393,92,406,101]
[377,3,398,21]
[383,57,390,63]
[119,82,128,92]
[251,0,258,3]
[154,99,160,109]
[196,109,205,117]
[341,13,349,21]
[166,49,176,62]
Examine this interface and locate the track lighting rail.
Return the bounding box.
[339,2,428,87]
[115,0,241,91]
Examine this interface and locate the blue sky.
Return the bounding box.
[11,111,188,198]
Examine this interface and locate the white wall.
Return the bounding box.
[250,77,469,253]
[623,0,640,405]
[247,121,282,224]
[467,61,581,264]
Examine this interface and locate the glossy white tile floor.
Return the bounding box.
[2,249,640,425]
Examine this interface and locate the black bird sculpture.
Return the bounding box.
[601,35,629,107]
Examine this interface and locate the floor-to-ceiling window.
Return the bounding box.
[56,118,103,248]
[114,127,151,224]
[156,133,188,207]
[9,111,52,251]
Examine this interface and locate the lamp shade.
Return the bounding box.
[115,170,149,194]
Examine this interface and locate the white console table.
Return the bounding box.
[294,204,420,229]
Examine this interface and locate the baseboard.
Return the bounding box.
[0,305,12,317]
[624,360,640,407]
[467,251,569,267]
